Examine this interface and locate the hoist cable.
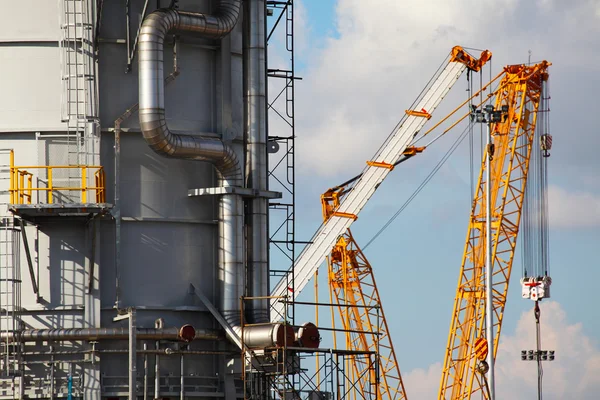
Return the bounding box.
[363,124,472,250]
[363,64,500,251]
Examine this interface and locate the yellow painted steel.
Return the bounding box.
[9,150,106,204]
[438,61,550,399]
[322,192,407,400]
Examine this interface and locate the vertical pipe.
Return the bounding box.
[180,353,184,400]
[154,341,160,399]
[114,124,121,309]
[50,345,55,400]
[485,121,495,398]
[129,310,137,399]
[143,342,148,400]
[67,363,73,400]
[245,0,269,323]
[219,193,244,328]
[125,0,131,67]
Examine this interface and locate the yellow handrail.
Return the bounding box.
[9,150,106,205]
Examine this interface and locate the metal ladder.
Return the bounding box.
[56,0,98,169]
[0,217,21,379]
[0,152,21,383]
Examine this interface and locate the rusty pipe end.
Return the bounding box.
[178,324,196,342]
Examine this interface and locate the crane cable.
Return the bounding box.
[535,301,544,400]
[362,122,472,250]
[363,65,498,251]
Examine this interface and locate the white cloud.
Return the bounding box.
[402,362,441,399]
[293,0,600,178]
[548,185,600,228]
[496,301,600,399]
[403,301,600,399]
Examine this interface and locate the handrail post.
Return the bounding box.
[82,167,87,203]
[19,172,24,204]
[9,150,14,204]
[100,169,105,202]
[26,173,32,204]
[48,167,53,204]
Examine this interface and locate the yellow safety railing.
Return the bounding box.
[9,150,106,205]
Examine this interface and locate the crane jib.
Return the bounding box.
[270,51,482,322]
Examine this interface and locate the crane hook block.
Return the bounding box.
[520,275,552,301]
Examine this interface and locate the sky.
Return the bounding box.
[268,0,600,398]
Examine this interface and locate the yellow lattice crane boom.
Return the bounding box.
[321,181,413,400]
[438,61,551,399]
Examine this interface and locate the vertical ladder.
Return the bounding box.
[57,0,97,168]
[0,217,21,379]
[0,156,23,399]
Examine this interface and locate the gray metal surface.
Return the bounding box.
[0,1,63,132]
[136,2,283,350]
[0,0,250,397]
[136,2,246,334]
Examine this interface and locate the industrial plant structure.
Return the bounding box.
[0,0,313,398]
[0,1,553,399]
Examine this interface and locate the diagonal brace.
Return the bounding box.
[18,218,39,302]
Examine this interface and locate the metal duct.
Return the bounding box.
[138,2,284,348]
[1,326,219,342]
[244,0,269,323]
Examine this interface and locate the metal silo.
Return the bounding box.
[0,0,296,398]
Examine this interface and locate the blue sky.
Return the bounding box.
[269,0,600,398]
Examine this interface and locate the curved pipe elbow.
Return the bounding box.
[138,3,242,185]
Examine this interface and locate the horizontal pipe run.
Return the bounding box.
[1,326,220,342]
[15,349,237,356]
[241,322,295,349]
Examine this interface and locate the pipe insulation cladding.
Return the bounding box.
[137,1,282,348]
[244,0,270,324]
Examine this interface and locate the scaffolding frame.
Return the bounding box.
[242,296,374,400]
[267,0,303,325]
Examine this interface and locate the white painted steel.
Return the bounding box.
[270,61,468,322]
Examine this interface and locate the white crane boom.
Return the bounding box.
[270,47,491,322]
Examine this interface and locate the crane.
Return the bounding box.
[270,46,492,323]
[273,46,493,400]
[269,44,550,399]
[320,59,551,400]
[438,60,551,399]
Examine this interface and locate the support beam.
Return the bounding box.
[18,218,39,301]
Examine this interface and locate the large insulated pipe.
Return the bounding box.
[138,2,288,348]
[1,326,213,342]
[244,0,269,323]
